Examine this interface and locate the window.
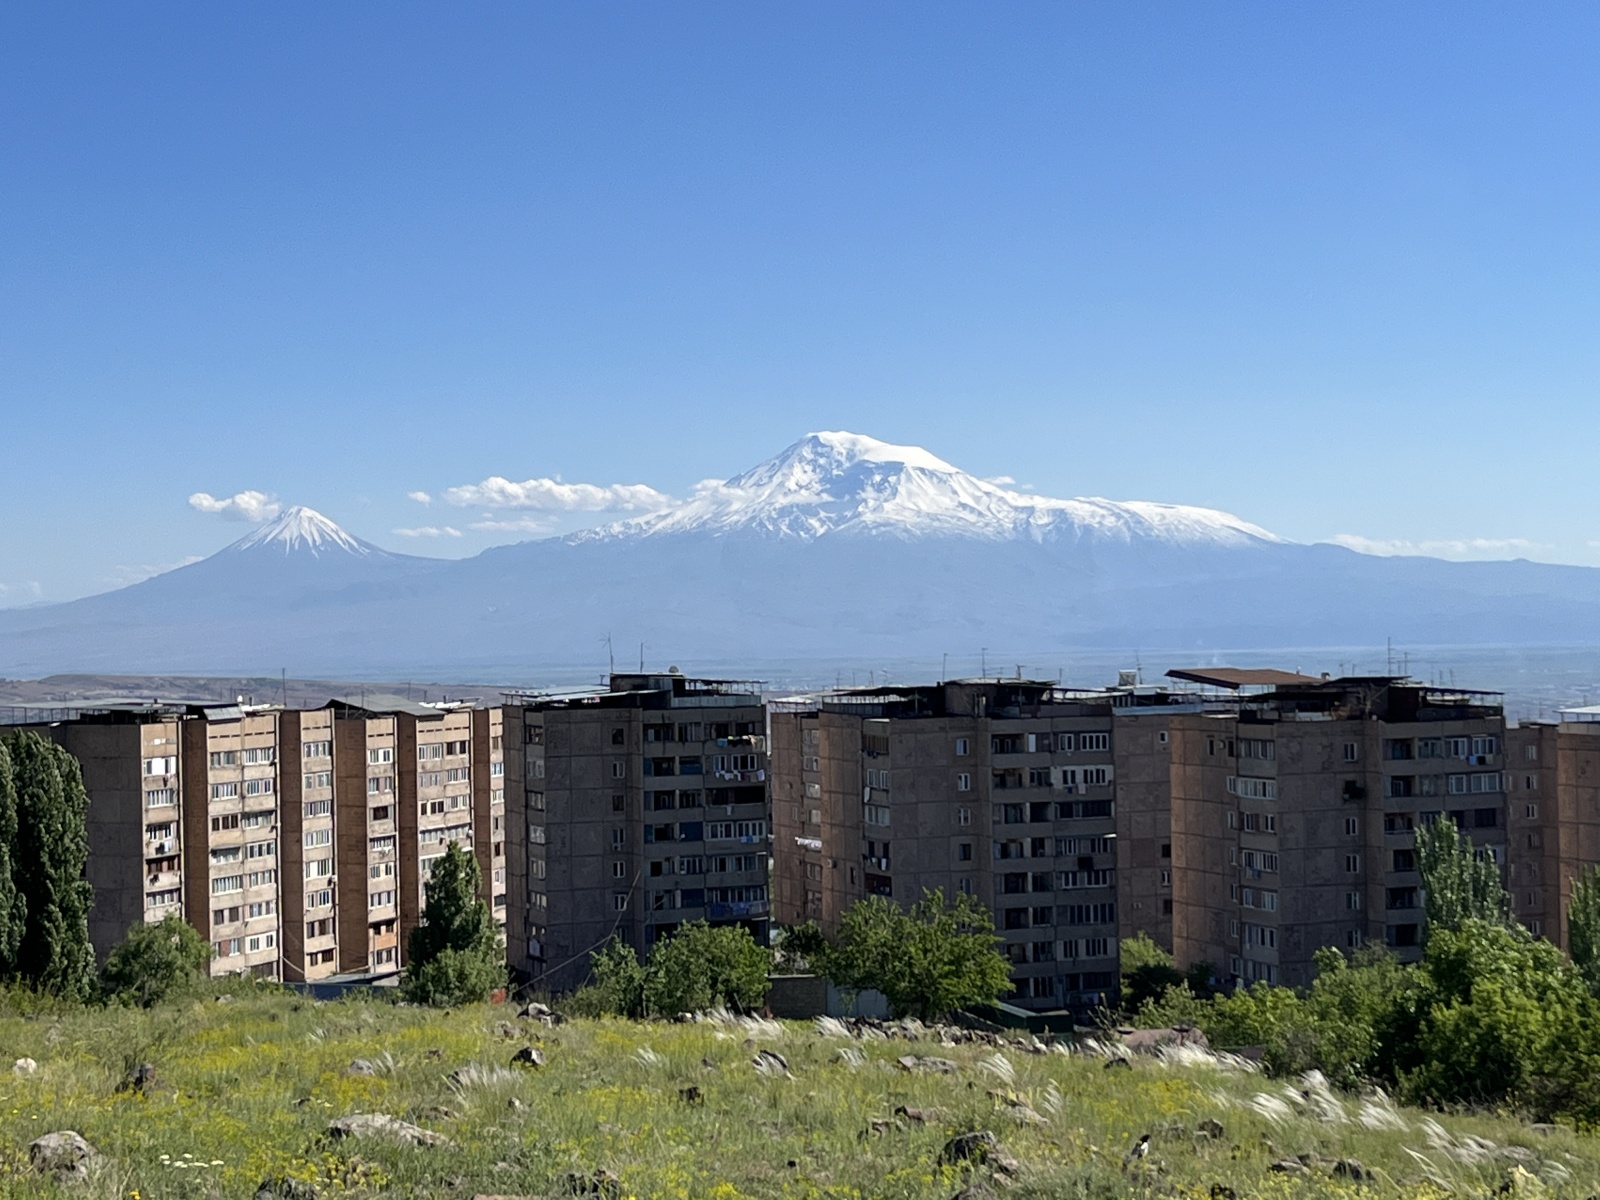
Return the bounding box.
[211,875,243,895]
[1226,777,1277,801]
[1239,739,1275,760]
[367,747,393,765]
[1343,742,1359,763]
[243,777,273,797]
[1345,817,1359,836]
[1057,734,1076,753]
[242,747,274,765]
[957,806,972,826]
[146,788,177,808]
[1525,743,1540,762]
[1159,869,1171,887]
[1347,891,1363,910]
[611,762,625,779]
[956,773,971,792]
[303,771,332,790]
[302,740,331,759]
[304,857,333,878]
[210,782,239,800]
[246,839,275,859]
[304,828,332,848]
[1526,803,1539,820]
[1240,850,1278,873]
[955,737,969,757]
[957,842,973,861]
[1393,848,1416,872]
[246,869,276,888]
[1078,733,1110,752]
[613,893,629,912]
[1345,854,1361,873]
[367,776,393,795]
[248,900,274,918]
[211,813,241,832]
[307,888,333,908]
[208,751,238,768]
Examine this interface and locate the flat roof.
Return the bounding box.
[1166,667,1326,690]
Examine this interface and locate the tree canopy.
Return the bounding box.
[403,842,504,1006]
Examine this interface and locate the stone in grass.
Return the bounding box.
[565,1168,622,1198]
[117,1062,169,1097]
[938,1131,1019,1178]
[13,1057,36,1075]
[344,1059,379,1077]
[1196,1118,1225,1141]
[510,1045,545,1069]
[326,1113,453,1148]
[256,1176,320,1200]
[29,1131,100,1181]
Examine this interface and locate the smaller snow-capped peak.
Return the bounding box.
[572,431,1282,548]
[229,506,372,557]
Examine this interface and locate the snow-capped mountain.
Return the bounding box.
[7,430,1600,677]
[577,431,1279,546]
[229,506,380,558]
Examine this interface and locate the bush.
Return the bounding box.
[583,923,770,1018]
[814,890,1012,1022]
[101,915,211,1007]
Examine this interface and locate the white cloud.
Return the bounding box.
[407,491,433,505]
[188,490,281,523]
[393,526,462,538]
[1327,534,1545,561]
[468,515,560,534]
[983,475,1017,485]
[441,475,673,512]
[0,581,43,602]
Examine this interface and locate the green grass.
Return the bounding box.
[0,988,1592,1198]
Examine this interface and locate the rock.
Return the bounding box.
[986,1089,1046,1126]
[29,1131,99,1180]
[13,1056,36,1075]
[344,1059,379,1077]
[897,1054,959,1074]
[424,1048,444,1061]
[519,1002,553,1019]
[118,1062,165,1095]
[420,1105,459,1121]
[1333,1159,1368,1181]
[938,1131,1019,1177]
[326,1113,452,1149]
[215,994,235,1004]
[895,1105,938,1125]
[255,1177,320,1200]
[1103,1056,1132,1071]
[950,1183,997,1200]
[510,1046,545,1069]
[1209,1186,1237,1200]
[1197,1118,1225,1140]
[565,1168,622,1198]
[678,1086,703,1105]
[494,1021,521,1039]
[507,1097,525,1111]
[1269,1159,1308,1174]
[869,1118,893,1135]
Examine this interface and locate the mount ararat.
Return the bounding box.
[3,432,1597,678]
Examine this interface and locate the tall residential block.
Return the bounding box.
[1168,677,1508,988]
[503,673,769,993]
[769,680,1127,1016]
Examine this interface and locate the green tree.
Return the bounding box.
[5,733,94,1000]
[1119,932,1184,1013]
[643,922,771,1016]
[1416,817,1510,937]
[102,915,211,1007]
[403,842,504,1006]
[0,742,26,976]
[1569,866,1600,994]
[586,935,648,1018]
[817,890,1013,1022]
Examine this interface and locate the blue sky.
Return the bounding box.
[4,3,1600,602]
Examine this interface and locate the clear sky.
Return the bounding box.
[4,3,1600,603]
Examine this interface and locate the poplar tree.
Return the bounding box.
[1416,817,1511,939]
[4,733,95,1000]
[0,741,25,975]
[1568,866,1600,994]
[404,841,504,1005]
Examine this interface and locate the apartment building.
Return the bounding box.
[179,705,285,977]
[770,680,1126,1016]
[37,706,187,962]
[14,696,503,980]
[1169,676,1509,989]
[502,673,769,993]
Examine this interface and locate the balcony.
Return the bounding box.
[709,900,770,920]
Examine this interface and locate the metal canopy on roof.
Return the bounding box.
[1165,667,1326,690]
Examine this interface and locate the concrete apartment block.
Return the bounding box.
[503,673,770,994]
[45,712,185,962]
[771,680,1135,1017]
[181,707,284,977]
[1169,678,1509,988]
[278,708,339,982]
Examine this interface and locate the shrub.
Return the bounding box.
[101,915,211,1007]
[583,923,770,1018]
[403,843,504,1006]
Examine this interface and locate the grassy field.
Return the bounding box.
[0,987,1592,1199]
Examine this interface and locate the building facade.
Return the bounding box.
[503,673,769,993]
[1169,679,1509,988]
[769,680,1126,1016]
